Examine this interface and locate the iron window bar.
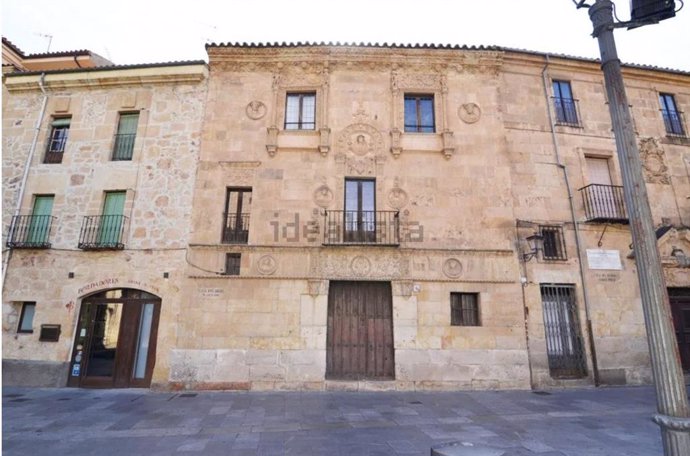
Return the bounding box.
[221,212,250,244]
[323,210,400,246]
[539,225,568,261]
[578,184,628,223]
[77,215,128,250]
[450,293,480,326]
[552,97,582,127]
[660,108,687,137]
[6,215,56,249]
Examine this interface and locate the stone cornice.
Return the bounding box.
[208,46,504,74]
[3,64,208,92]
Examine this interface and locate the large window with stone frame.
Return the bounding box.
[284,92,316,130]
[404,94,435,133]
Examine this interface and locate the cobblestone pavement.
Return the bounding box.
[3,385,681,455]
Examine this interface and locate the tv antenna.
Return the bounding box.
[35,33,53,52]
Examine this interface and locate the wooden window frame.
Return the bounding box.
[450,293,480,327]
[284,92,316,130]
[44,117,71,163]
[404,94,435,133]
[17,301,36,334]
[224,253,241,276]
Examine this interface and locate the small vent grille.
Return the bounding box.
[39,324,61,342]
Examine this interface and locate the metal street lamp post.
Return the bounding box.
[580,1,690,454]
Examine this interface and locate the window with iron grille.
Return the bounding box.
[112,113,139,160]
[285,92,316,130]
[223,188,251,244]
[17,302,36,333]
[540,225,567,261]
[44,117,70,163]
[450,293,480,326]
[552,80,579,126]
[404,94,435,133]
[224,253,241,275]
[659,93,686,137]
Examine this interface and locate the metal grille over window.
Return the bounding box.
[540,225,567,261]
[552,80,580,127]
[450,293,480,326]
[285,93,315,130]
[540,284,587,378]
[659,93,686,137]
[112,113,139,160]
[404,95,435,133]
[45,117,70,163]
[225,253,241,275]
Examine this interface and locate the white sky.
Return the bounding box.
[2,0,689,71]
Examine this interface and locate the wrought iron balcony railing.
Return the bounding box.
[221,213,250,244]
[6,215,56,249]
[552,97,581,127]
[579,184,628,223]
[323,210,400,245]
[78,215,128,250]
[112,133,136,161]
[661,109,687,137]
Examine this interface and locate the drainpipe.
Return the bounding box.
[2,73,49,289]
[541,56,600,386]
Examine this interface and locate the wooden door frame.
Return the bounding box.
[67,289,161,388]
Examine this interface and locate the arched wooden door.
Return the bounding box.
[67,289,161,388]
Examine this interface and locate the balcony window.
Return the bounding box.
[659,93,686,137]
[44,117,70,163]
[6,195,55,249]
[112,113,139,160]
[552,80,580,127]
[222,188,251,244]
[404,94,435,133]
[78,191,127,249]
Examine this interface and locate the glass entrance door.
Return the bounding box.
[68,289,161,388]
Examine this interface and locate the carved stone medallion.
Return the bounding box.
[350,256,372,277]
[458,103,481,124]
[257,255,278,275]
[639,137,670,184]
[387,179,409,210]
[442,258,464,279]
[245,101,267,120]
[337,123,385,176]
[313,185,334,208]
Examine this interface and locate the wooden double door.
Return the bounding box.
[669,288,690,371]
[327,281,395,380]
[68,289,161,388]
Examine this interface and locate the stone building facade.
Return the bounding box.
[3,41,690,391]
[2,41,208,387]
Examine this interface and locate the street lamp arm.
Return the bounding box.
[572,0,593,8]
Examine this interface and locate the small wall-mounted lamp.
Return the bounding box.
[523,233,544,262]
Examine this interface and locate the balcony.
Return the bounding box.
[661,109,687,137]
[112,133,136,161]
[579,184,628,223]
[552,97,581,127]
[6,215,55,248]
[78,215,128,250]
[222,213,249,244]
[323,210,400,246]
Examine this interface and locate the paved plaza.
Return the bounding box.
[3,385,683,455]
